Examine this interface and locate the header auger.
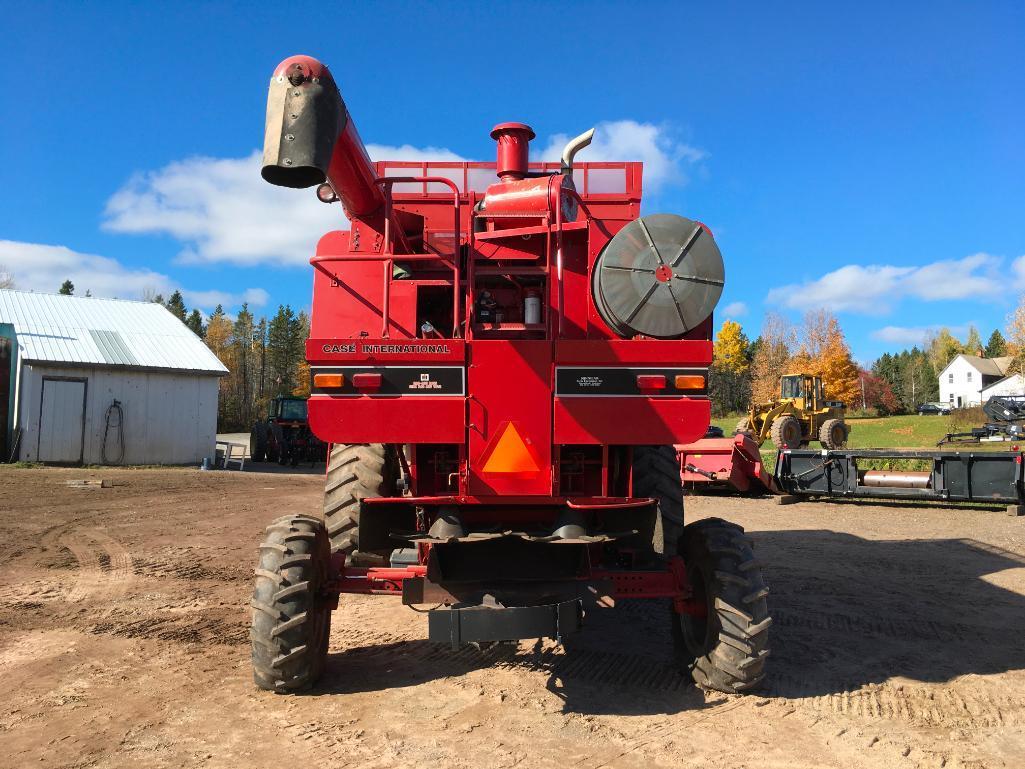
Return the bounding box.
[250,54,771,695]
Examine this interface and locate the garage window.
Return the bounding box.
[949,373,954,383]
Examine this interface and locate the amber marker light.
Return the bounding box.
[313,373,344,388]
[674,375,706,390]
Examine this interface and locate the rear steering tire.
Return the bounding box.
[734,418,752,437]
[251,514,332,693]
[672,517,771,693]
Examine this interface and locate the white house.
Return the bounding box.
[0,289,227,464]
[938,354,1012,408]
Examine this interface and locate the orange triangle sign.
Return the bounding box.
[481,422,542,475]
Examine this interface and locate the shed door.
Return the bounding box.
[38,378,87,463]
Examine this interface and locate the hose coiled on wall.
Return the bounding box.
[102,399,125,465]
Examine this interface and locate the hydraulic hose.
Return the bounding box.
[102,399,125,465]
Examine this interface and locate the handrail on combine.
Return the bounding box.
[310,176,463,338]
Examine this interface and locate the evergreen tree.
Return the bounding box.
[59,279,74,295]
[185,309,205,337]
[267,305,304,396]
[165,290,187,321]
[985,329,1008,358]
[231,304,256,428]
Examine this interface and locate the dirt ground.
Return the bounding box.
[2,466,1025,769]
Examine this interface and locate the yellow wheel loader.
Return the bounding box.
[736,374,848,450]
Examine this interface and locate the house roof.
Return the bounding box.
[940,353,1012,378]
[0,289,228,375]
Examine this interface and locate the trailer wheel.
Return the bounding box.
[819,418,848,449]
[250,423,267,462]
[251,514,331,693]
[769,415,802,449]
[632,445,683,557]
[672,517,771,693]
[323,443,394,559]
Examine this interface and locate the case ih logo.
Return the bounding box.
[322,343,357,353]
[409,372,442,390]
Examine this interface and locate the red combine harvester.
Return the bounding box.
[250,55,771,695]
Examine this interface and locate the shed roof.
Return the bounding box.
[0,289,228,375]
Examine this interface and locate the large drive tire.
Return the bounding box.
[633,445,684,557]
[672,517,771,693]
[769,415,803,449]
[819,418,848,450]
[250,424,267,462]
[251,514,331,693]
[734,418,752,437]
[265,425,280,464]
[323,444,394,559]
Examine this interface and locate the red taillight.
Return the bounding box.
[636,374,667,390]
[352,373,382,390]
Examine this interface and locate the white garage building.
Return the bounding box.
[0,289,227,465]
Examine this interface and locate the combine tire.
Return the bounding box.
[672,517,771,693]
[323,443,394,559]
[250,423,267,462]
[632,445,683,557]
[769,415,802,449]
[734,418,752,437]
[251,514,331,693]
[819,419,848,449]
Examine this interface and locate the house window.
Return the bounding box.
[949,394,955,403]
[949,373,954,383]
[967,371,972,382]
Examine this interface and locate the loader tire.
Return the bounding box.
[251,514,331,693]
[633,445,684,557]
[672,517,771,693]
[250,423,266,462]
[323,443,394,559]
[769,415,802,449]
[819,418,848,449]
[734,418,752,437]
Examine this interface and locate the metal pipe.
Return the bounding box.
[860,470,932,489]
[560,128,595,174]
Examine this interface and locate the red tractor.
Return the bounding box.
[251,55,771,694]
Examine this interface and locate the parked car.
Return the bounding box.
[917,402,952,416]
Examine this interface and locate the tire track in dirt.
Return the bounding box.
[60,528,134,601]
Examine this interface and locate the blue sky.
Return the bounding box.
[1,1,1022,363]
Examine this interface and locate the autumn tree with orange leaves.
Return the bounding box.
[789,309,861,407]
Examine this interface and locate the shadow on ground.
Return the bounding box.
[308,529,1025,715]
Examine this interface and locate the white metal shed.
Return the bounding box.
[0,289,228,465]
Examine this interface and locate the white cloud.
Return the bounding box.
[100,124,701,269]
[539,120,703,192]
[721,301,748,317]
[871,324,971,346]
[766,253,1003,315]
[0,240,263,311]
[103,144,467,268]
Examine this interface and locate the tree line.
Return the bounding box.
[710,311,1016,418]
[150,290,311,431]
